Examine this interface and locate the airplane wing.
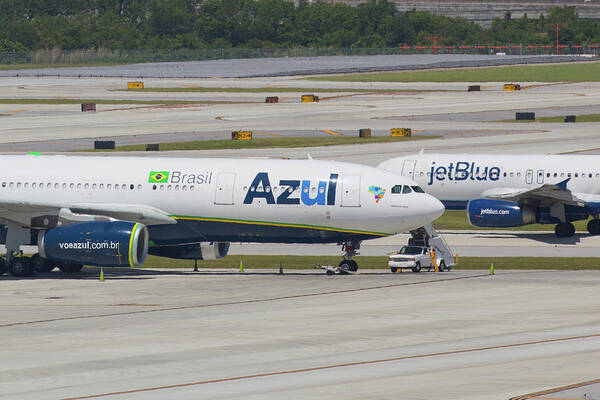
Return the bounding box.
[480,179,586,207]
[0,200,176,228]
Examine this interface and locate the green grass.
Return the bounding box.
[434,210,590,232]
[0,62,124,71]
[492,113,600,123]
[78,135,436,152]
[121,87,448,93]
[124,254,600,270]
[0,98,246,105]
[304,61,600,82]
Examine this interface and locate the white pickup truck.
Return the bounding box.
[388,245,449,273]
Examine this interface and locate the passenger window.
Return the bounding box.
[32,183,37,189]
[54,183,59,189]
[182,185,187,191]
[546,173,550,178]
[411,186,425,193]
[107,184,112,189]
[130,184,134,190]
[24,183,29,188]
[554,173,558,178]
[137,184,142,190]
[121,184,126,190]
[1,182,5,188]
[402,186,413,194]
[575,173,579,178]
[510,172,514,177]
[568,173,572,178]
[391,185,403,194]
[92,184,97,189]
[152,185,157,191]
[190,185,195,191]
[589,174,593,178]
[84,183,89,189]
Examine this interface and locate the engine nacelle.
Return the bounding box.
[467,199,537,228]
[148,242,230,260]
[38,221,148,267]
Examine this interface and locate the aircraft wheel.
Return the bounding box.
[9,257,35,277]
[555,222,575,238]
[438,260,446,272]
[31,253,55,273]
[0,258,7,275]
[587,219,600,235]
[338,260,358,273]
[58,262,84,273]
[390,267,398,273]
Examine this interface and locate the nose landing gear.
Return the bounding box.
[338,241,360,273]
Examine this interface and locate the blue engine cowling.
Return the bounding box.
[38,221,148,267]
[467,199,537,228]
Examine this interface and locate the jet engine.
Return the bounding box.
[148,242,230,260]
[467,199,537,228]
[38,221,148,267]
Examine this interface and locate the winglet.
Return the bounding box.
[557,178,570,191]
[307,153,313,160]
[419,148,424,155]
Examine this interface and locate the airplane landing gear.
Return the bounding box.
[338,241,360,273]
[8,256,34,277]
[587,219,600,235]
[555,222,575,238]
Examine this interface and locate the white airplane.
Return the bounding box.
[378,153,600,238]
[0,155,444,276]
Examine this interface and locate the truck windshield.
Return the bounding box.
[399,246,423,255]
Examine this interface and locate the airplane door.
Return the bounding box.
[526,169,534,185]
[215,172,236,205]
[401,160,416,178]
[537,169,544,184]
[341,175,361,207]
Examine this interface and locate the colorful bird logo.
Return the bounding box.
[368,185,385,203]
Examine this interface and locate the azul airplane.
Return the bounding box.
[378,153,600,238]
[0,155,444,276]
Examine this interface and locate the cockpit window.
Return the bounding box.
[402,185,413,194]
[411,186,425,193]
[391,185,403,194]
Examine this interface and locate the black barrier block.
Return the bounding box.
[94,140,115,150]
[564,115,576,123]
[146,143,160,151]
[516,112,535,121]
[467,85,481,92]
[359,128,371,138]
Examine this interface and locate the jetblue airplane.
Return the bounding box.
[0,155,444,276]
[378,153,600,238]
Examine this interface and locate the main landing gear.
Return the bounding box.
[337,241,360,274]
[587,219,600,235]
[555,222,576,238]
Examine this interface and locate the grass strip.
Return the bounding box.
[304,62,600,83]
[491,114,600,123]
[131,254,600,270]
[0,98,245,105]
[78,135,436,152]
[121,87,448,93]
[434,210,590,232]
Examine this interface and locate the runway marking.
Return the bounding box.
[62,332,600,400]
[322,129,342,136]
[0,273,496,328]
[509,378,600,400]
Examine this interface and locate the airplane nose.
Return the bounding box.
[425,194,445,222]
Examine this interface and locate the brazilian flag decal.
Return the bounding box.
[148,171,169,183]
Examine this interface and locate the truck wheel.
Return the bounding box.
[390,267,398,273]
[438,260,446,272]
[412,262,421,273]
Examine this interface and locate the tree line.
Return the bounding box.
[0,0,598,51]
